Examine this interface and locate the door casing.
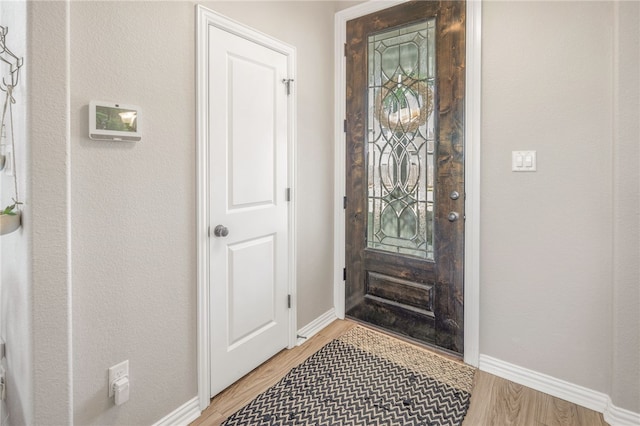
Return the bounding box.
[333,0,481,367]
[196,5,297,411]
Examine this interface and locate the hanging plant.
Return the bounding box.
[0,25,24,236]
[1,198,21,216]
[0,198,21,235]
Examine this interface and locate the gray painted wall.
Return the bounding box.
[2,1,638,424]
[28,1,74,423]
[611,0,640,413]
[482,0,639,413]
[482,0,614,393]
[70,2,196,424]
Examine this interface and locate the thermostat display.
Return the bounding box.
[89,101,141,141]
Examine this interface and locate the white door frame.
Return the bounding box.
[333,0,481,367]
[196,5,297,411]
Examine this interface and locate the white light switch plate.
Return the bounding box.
[512,150,537,172]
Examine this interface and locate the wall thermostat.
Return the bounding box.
[89,101,141,141]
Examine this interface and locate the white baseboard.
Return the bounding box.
[479,355,640,426]
[152,396,201,426]
[296,309,337,346]
[604,399,640,426]
[479,354,608,412]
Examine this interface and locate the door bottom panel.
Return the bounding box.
[366,271,434,313]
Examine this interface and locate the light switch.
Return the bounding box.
[524,154,533,167]
[512,150,537,172]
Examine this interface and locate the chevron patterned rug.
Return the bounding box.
[222,326,476,426]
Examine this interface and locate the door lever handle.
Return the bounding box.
[213,225,229,237]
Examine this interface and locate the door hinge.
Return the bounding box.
[343,119,347,133]
[343,268,346,281]
[287,294,292,309]
[343,196,347,209]
[344,43,347,57]
[285,187,291,202]
[0,371,5,402]
[282,78,294,95]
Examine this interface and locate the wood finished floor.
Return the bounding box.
[192,320,608,426]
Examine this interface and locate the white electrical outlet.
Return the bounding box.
[108,360,128,398]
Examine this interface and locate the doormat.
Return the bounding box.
[221,326,476,426]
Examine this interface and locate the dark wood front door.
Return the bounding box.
[345,1,465,355]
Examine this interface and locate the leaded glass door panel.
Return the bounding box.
[345,1,465,355]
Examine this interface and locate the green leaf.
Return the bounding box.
[1,199,22,215]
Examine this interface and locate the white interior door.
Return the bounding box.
[208,23,292,397]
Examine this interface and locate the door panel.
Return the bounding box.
[209,24,290,397]
[229,56,276,207]
[227,235,276,349]
[345,1,465,354]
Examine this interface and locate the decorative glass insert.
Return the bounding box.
[367,20,436,260]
